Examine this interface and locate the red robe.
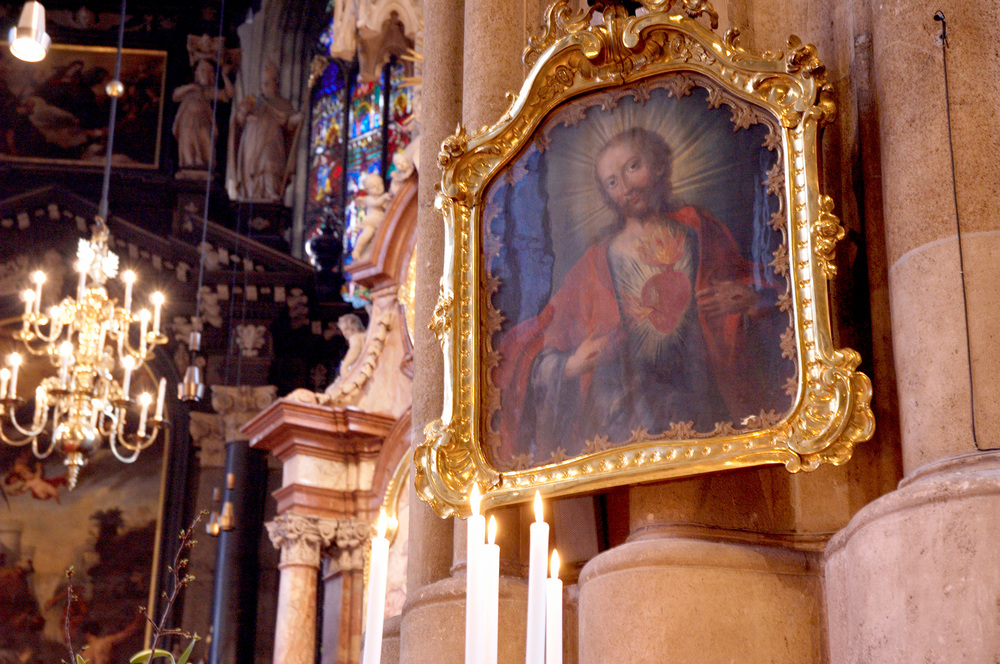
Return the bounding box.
[493,206,777,462]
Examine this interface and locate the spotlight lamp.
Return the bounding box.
[8,1,50,63]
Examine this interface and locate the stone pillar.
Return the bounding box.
[823,0,1000,660]
[324,518,371,664]
[579,468,823,664]
[400,0,463,660]
[266,513,338,664]
[184,385,277,660]
[244,398,396,664]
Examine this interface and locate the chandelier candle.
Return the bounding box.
[362,510,390,664]
[465,485,485,664]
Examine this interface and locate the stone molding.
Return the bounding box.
[267,513,341,569]
[267,513,372,572]
[189,411,226,468]
[212,384,278,442]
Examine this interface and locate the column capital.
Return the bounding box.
[324,517,372,574]
[189,411,226,468]
[212,384,278,442]
[266,513,340,569]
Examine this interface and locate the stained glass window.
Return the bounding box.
[308,52,414,264]
[309,60,347,219]
[386,60,415,179]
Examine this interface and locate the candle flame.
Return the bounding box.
[122,270,136,284]
[139,392,152,406]
[470,484,481,517]
[9,353,21,367]
[488,515,497,545]
[139,309,150,321]
[376,509,387,539]
[550,549,560,579]
[534,490,544,523]
[151,292,164,305]
[0,369,8,380]
[32,271,45,285]
[22,289,34,303]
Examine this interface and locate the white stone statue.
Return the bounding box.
[351,173,391,260]
[333,313,366,381]
[172,58,234,172]
[388,153,415,196]
[227,61,303,203]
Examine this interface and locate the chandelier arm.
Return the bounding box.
[31,432,58,459]
[8,401,49,438]
[29,316,65,344]
[16,339,53,357]
[112,417,163,453]
[0,423,36,446]
[109,429,148,463]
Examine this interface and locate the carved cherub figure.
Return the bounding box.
[332,313,366,382]
[388,153,415,196]
[351,173,391,260]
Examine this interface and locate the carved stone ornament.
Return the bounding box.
[288,306,395,408]
[325,518,373,574]
[212,385,278,441]
[414,0,872,518]
[266,513,340,568]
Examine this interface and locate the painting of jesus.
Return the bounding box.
[484,74,797,470]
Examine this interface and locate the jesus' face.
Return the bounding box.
[596,138,666,219]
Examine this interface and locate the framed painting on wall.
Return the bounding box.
[415,0,874,516]
[0,43,167,168]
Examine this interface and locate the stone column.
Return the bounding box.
[579,468,823,664]
[400,0,464,660]
[324,518,371,664]
[266,514,338,664]
[823,0,1000,660]
[244,399,396,664]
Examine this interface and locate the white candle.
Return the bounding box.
[32,271,44,314]
[8,354,20,398]
[155,377,166,420]
[77,262,87,300]
[139,309,149,355]
[122,270,135,311]
[465,486,485,664]
[526,491,549,664]
[361,510,390,664]
[22,289,34,317]
[59,341,73,388]
[98,323,108,358]
[151,292,164,334]
[121,355,135,397]
[137,392,151,437]
[0,368,9,399]
[481,515,500,664]
[546,551,563,664]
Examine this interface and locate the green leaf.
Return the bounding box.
[129,649,176,664]
[175,637,200,664]
[76,655,88,664]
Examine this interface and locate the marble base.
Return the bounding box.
[578,536,823,664]
[825,452,1000,663]
[399,574,528,664]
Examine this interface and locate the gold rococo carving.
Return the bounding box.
[415,0,873,517]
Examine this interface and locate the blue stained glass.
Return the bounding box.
[309,60,347,216]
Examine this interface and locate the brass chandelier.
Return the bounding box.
[0,0,169,489]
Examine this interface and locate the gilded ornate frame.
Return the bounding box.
[415,0,874,517]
